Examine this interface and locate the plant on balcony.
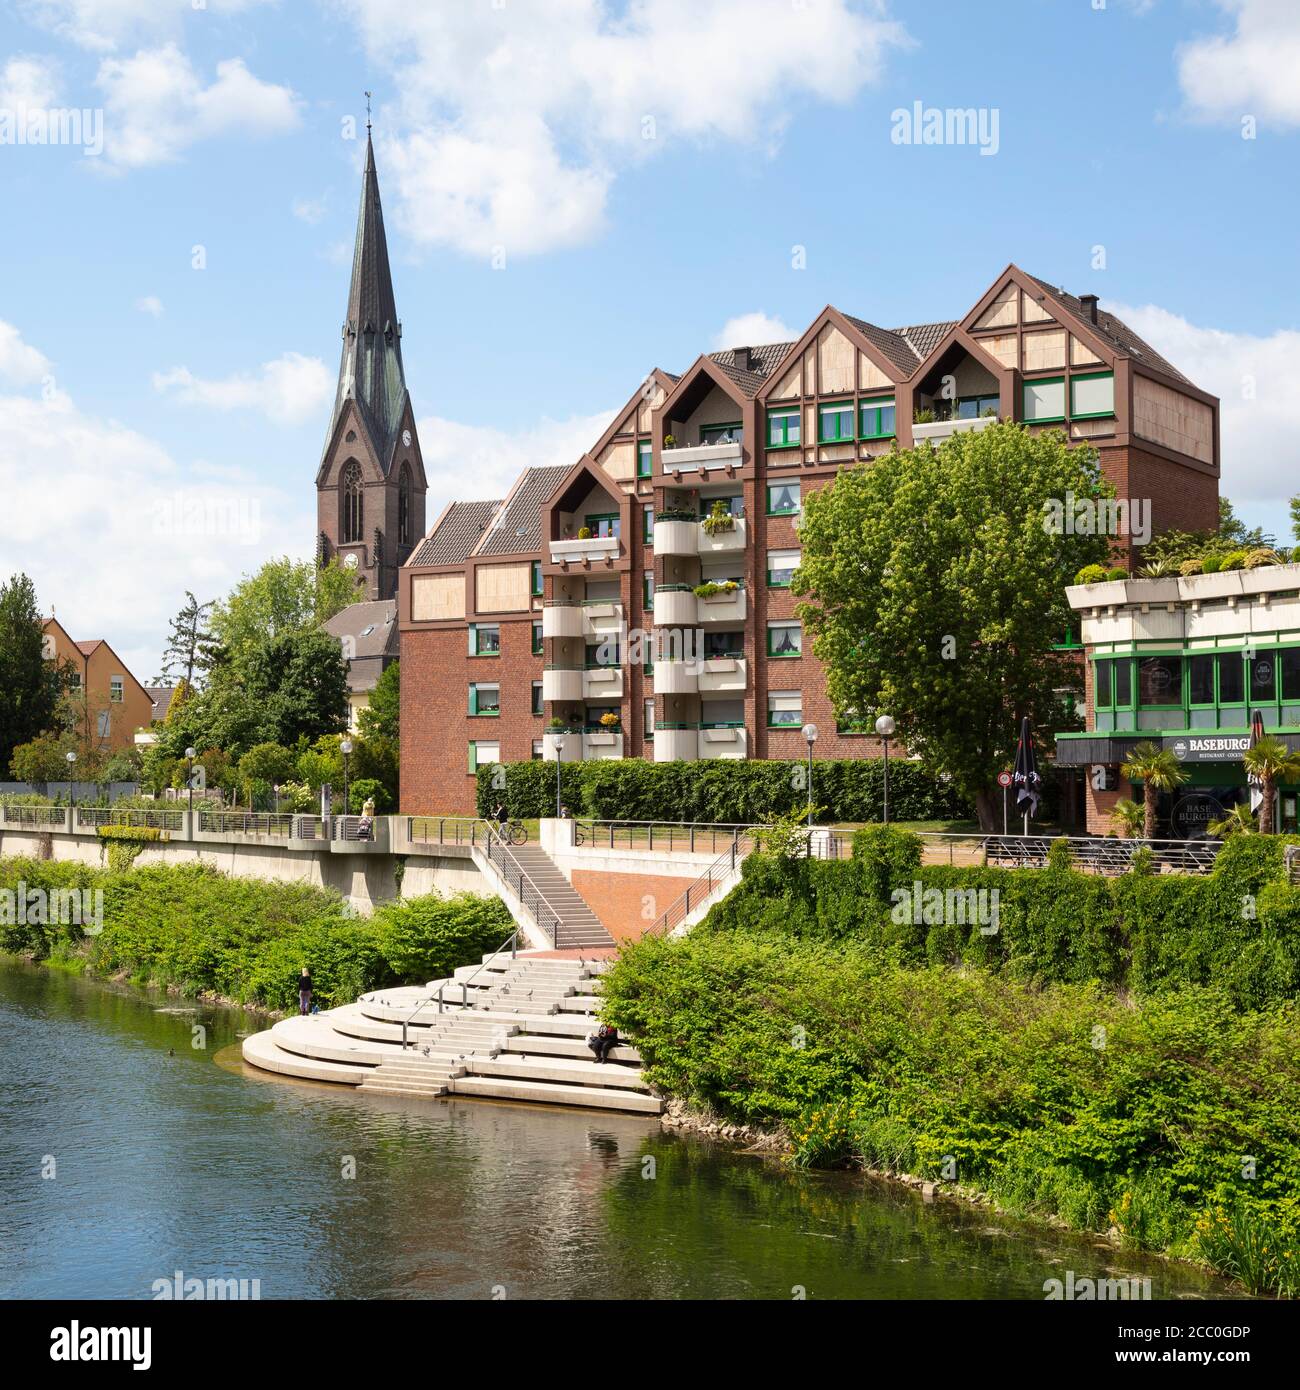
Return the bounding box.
[1201,554,1224,574]
[981,406,998,417]
[1105,566,1127,581]
[577,526,593,540]
[655,508,696,522]
[546,718,568,731]
[701,500,735,535]
[1244,547,1283,568]
[1073,564,1109,585]
[664,434,677,448]
[694,580,739,599]
[1219,550,1248,571]
[1136,558,1178,578]
[598,712,621,729]
[913,408,935,424]
[1178,557,1204,576]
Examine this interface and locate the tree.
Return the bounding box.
[792,422,1111,829]
[242,631,350,748]
[1109,798,1145,839]
[9,731,77,783]
[238,742,296,803]
[1207,803,1257,838]
[1120,742,1189,840]
[1242,737,1300,835]
[1291,495,1300,548]
[0,573,74,775]
[1141,495,1271,570]
[157,591,220,689]
[209,558,364,672]
[358,660,399,742]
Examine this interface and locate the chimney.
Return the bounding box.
[732,346,752,372]
[1078,294,1099,324]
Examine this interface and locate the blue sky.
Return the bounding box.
[2,0,1298,679]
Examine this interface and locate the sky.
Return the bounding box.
[1,0,1298,681]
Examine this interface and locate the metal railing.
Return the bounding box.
[897,830,1225,875]
[333,815,382,843]
[401,928,520,1048]
[1284,844,1299,886]
[0,804,67,827]
[648,833,758,936]
[478,824,562,946]
[406,816,485,847]
[76,807,186,831]
[573,819,760,855]
[198,811,295,837]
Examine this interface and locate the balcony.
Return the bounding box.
[698,655,747,693]
[698,724,747,759]
[542,665,583,702]
[582,728,624,760]
[655,659,698,695]
[542,601,584,639]
[654,585,697,626]
[698,515,746,557]
[661,439,743,474]
[911,413,998,447]
[582,598,623,639]
[653,512,698,556]
[541,727,583,762]
[583,664,624,700]
[549,534,621,565]
[695,584,746,625]
[653,724,697,761]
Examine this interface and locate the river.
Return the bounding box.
[0,958,1240,1301]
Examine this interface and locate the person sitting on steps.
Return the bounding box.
[588,1022,619,1064]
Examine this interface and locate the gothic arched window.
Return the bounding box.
[398,463,412,547]
[341,460,363,544]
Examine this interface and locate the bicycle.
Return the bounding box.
[495,819,528,845]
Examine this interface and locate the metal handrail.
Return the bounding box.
[405,816,484,846]
[573,818,761,855]
[649,833,758,936]
[76,806,185,831]
[198,810,295,837]
[401,927,520,1048]
[478,823,563,946]
[0,804,67,826]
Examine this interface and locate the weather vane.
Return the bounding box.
[364,90,372,131]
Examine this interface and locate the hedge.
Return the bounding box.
[476,757,969,824]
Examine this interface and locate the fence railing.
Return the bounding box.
[906,831,1225,875]
[649,834,758,937]
[198,811,296,837]
[573,819,760,855]
[75,807,186,831]
[0,804,68,827]
[478,824,561,947]
[402,928,520,1047]
[406,816,485,847]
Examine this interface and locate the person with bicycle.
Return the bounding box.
[493,801,510,838]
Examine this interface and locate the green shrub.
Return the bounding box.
[1074,564,1109,585]
[1105,565,1128,581]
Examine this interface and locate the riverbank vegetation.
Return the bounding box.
[600,826,1300,1296]
[0,858,510,1012]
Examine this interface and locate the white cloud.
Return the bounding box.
[341,0,909,257]
[94,44,300,169]
[0,320,310,681]
[135,294,163,317]
[0,54,61,110]
[152,352,332,426]
[0,319,53,384]
[712,312,794,351]
[415,407,617,523]
[1107,300,1300,522]
[20,0,272,53]
[292,195,327,225]
[1177,0,1300,127]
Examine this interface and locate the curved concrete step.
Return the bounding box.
[450,1075,662,1114]
[463,1055,649,1091]
[242,1028,375,1084]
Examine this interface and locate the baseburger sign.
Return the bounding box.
[1165,734,1250,762]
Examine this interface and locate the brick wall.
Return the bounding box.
[569,868,698,942]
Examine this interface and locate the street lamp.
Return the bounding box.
[875,714,896,825]
[185,747,197,816]
[801,723,818,822]
[340,738,353,815]
[547,730,564,817]
[66,750,77,813]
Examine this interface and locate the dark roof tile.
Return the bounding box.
[475,464,573,556]
[409,499,502,567]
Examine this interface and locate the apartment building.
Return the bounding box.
[398,263,1221,814]
[42,617,155,757]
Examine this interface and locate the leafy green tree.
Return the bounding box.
[1120,741,1189,839]
[242,631,350,748]
[792,422,1111,829]
[238,742,296,799]
[1108,797,1145,839]
[210,558,363,672]
[1291,495,1300,548]
[0,573,74,774]
[157,591,221,689]
[358,660,399,742]
[1242,737,1300,835]
[9,731,77,783]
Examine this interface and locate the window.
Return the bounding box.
[700,495,743,518]
[818,400,854,442]
[586,641,620,668]
[110,676,124,703]
[644,698,654,740]
[704,631,744,658]
[398,463,412,546]
[469,623,500,656]
[700,422,742,445]
[767,622,802,658]
[1189,654,1215,706]
[643,504,654,544]
[643,575,654,611]
[767,408,801,448]
[531,740,544,760]
[96,711,111,739]
[767,690,803,727]
[1095,660,1112,708]
[531,681,544,716]
[585,512,620,539]
[1023,377,1066,422]
[1097,657,1132,708]
[1114,658,1133,708]
[469,682,500,716]
[532,622,544,655]
[340,460,363,543]
[1283,648,1300,702]
[468,741,500,772]
[1138,656,1181,707]
[767,549,801,587]
[637,441,653,478]
[1218,653,1244,705]
[767,482,801,516]
[956,394,999,420]
[859,397,896,438]
[531,560,543,596]
[1251,653,1277,703]
[68,673,83,695]
[1070,371,1115,419]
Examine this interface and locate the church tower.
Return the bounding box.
[315,131,427,600]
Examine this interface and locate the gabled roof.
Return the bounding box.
[321,599,399,663]
[892,320,958,363]
[409,499,503,567]
[474,464,572,557]
[706,342,795,397]
[75,640,103,657]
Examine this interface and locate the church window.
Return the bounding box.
[341,461,363,543]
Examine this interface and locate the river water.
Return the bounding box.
[0,959,1239,1301]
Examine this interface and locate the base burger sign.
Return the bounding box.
[1165,734,1250,762]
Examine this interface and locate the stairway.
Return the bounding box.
[497,842,614,949]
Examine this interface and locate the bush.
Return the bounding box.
[1105,565,1128,581]
[1073,564,1108,585]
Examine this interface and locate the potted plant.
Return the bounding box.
[694,579,740,599]
[701,499,735,535]
[577,526,592,540]
[664,433,677,448]
[913,407,935,424]
[599,711,621,729]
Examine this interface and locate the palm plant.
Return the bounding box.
[1109,797,1145,839]
[1241,737,1300,834]
[1207,802,1257,838]
[1120,741,1190,840]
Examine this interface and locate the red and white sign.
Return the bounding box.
[996,771,1013,789]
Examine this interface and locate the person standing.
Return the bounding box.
[297,967,313,1016]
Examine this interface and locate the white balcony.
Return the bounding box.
[653,587,697,626]
[653,725,697,761]
[911,414,998,446]
[653,517,698,556]
[698,656,747,693]
[583,665,624,700]
[582,729,624,760]
[698,725,747,759]
[695,586,746,625]
[541,730,583,763]
[655,659,698,695]
[542,602,584,639]
[549,535,621,565]
[698,516,747,557]
[542,666,583,702]
[582,600,623,639]
[662,439,743,474]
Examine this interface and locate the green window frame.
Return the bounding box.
[1023,376,1066,423]
[530,560,543,596]
[643,504,654,544]
[858,397,896,439]
[766,482,801,516]
[1094,657,1134,709]
[818,400,854,442]
[585,512,620,539]
[468,682,500,717]
[1069,371,1115,420]
[1218,652,1245,708]
[644,698,655,740]
[766,691,803,728]
[531,681,544,716]
[766,408,801,449]
[1137,655,1183,709]
[1189,653,1216,707]
[467,740,500,774]
[700,421,742,445]
[767,549,800,588]
[767,621,802,658]
[468,623,500,656]
[643,575,654,610]
[532,622,544,656]
[637,441,653,478]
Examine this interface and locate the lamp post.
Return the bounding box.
[340,738,353,816]
[875,714,896,824]
[184,746,197,817]
[66,750,77,814]
[547,731,564,817]
[800,723,818,822]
